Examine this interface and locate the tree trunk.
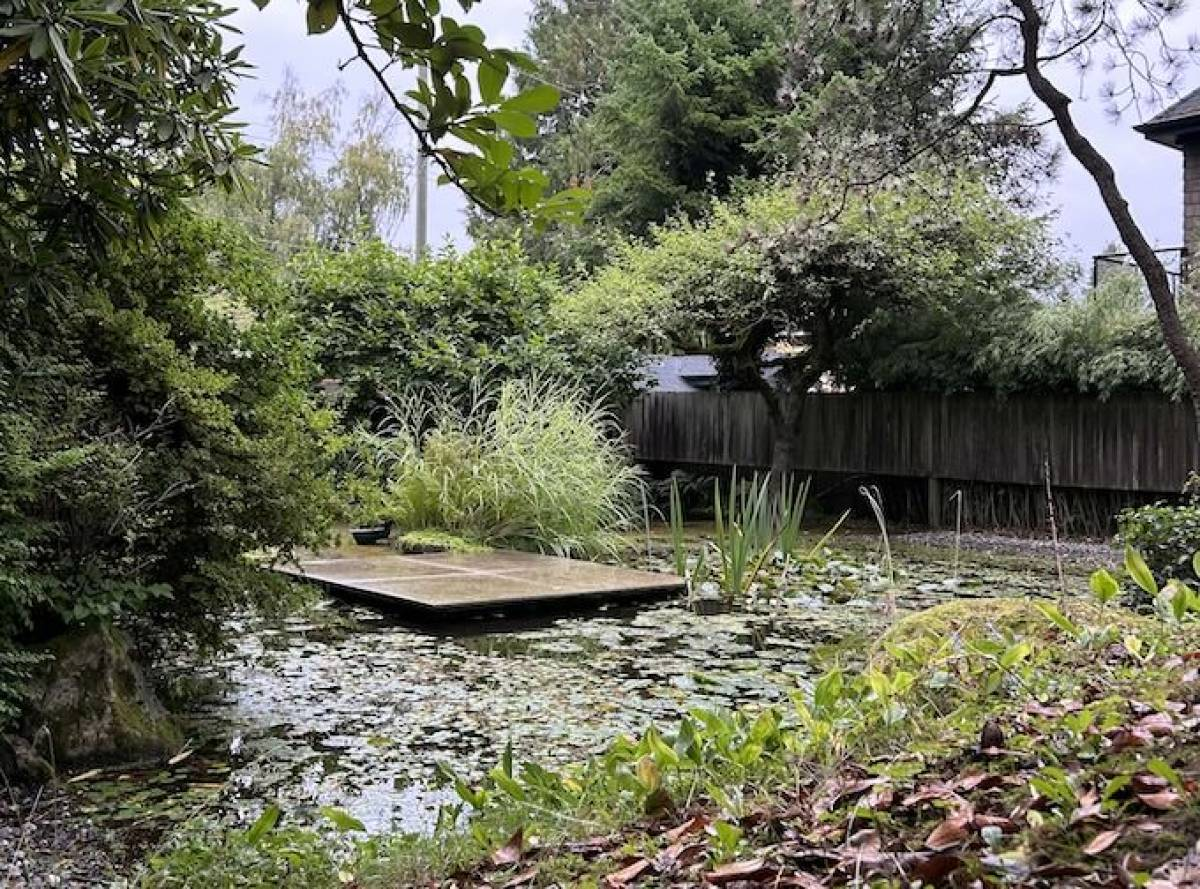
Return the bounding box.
[770,393,804,481]
[1012,0,1200,462]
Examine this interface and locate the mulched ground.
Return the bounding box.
[0,784,121,887]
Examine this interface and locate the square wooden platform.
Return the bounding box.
[273,548,684,613]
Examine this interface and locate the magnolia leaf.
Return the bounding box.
[306,0,338,34]
[478,59,506,104]
[501,84,560,114]
[488,109,537,138]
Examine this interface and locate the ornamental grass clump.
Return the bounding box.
[351,379,643,557]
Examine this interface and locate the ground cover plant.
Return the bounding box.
[341,378,644,556]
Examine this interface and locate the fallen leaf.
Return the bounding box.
[665,814,710,843]
[1083,829,1123,856]
[167,747,194,767]
[903,783,961,807]
[502,867,539,888]
[973,813,1016,832]
[1132,773,1172,794]
[705,858,776,885]
[67,768,102,784]
[1110,727,1152,752]
[865,784,894,809]
[847,828,881,851]
[1070,789,1102,824]
[1136,713,1175,736]
[926,816,972,851]
[603,858,651,888]
[779,875,826,889]
[1137,790,1181,811]
[491,828,524,867]
[911,852,965,882]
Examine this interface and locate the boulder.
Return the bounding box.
[22,623,180,767]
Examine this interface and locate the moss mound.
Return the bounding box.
[877,596,1151,653]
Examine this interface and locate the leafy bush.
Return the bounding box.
[141,807,347,889]
[984,269,1197,398]
[1117,499,1200,590]
[0,213,336,721]
[343,379,644,556]
[291,239,565,420]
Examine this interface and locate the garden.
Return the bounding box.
[3,0,1200,887]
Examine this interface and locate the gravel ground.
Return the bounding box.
[0,785,122,888]
[896,528,1118,566]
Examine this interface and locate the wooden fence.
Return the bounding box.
[628,391,1199,498]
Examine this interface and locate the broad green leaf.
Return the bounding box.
[306,0,338,34]
[319,806,366,832]
[1088,568,1120,604]
[1193,551,1200,580]
[1124,547,1157,596]
[478,59,506,105]
[501,84,560,114]
[1034,601,1080,638]
[488,109,537,138]
[245,804,280,844]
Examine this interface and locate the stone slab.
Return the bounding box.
[274,547,684,613]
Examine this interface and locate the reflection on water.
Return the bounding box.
[161,594,883,833]
[133,546,1038,836]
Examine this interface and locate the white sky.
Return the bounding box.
[227,0,1193,269]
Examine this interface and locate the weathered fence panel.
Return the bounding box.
[627,391,1199,493]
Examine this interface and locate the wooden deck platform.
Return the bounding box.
[273,548,685,613]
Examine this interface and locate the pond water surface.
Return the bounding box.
[68,535,1075,849]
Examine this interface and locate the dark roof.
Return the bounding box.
[1136,85,1200,148]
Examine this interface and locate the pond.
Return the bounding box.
[65,530,1089,853]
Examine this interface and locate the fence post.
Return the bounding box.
[927,476,942,528]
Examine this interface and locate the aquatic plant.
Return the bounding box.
[859,484,897,619]
[712,471,779,602]
[669,475,688,577]
[346,379,644,557]
[772,474,811,559]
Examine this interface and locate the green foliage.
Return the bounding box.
[342,379,643,556]
[984,269,1195,398]
[140,805,358,888]
[292,238,564,420]
[711,472,780,602]
[495,0,793,265]
[0,212,335,717]
[577,0,793,236]
[554,175,1057,404]
[1118,501,1200,594]
[259,0,588,227]
[197,72,411,255]
[1,0,250,300]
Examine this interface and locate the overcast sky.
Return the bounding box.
[227,1,1192,272]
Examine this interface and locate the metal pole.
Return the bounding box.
[414,65,429,257]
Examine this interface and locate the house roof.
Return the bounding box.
[1136,86,1200,148]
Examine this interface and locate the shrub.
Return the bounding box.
[1117,499,1200,591]
[291,239,564,421]
[343,379,644,556]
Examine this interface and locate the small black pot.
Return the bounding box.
[350,521,393,545]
